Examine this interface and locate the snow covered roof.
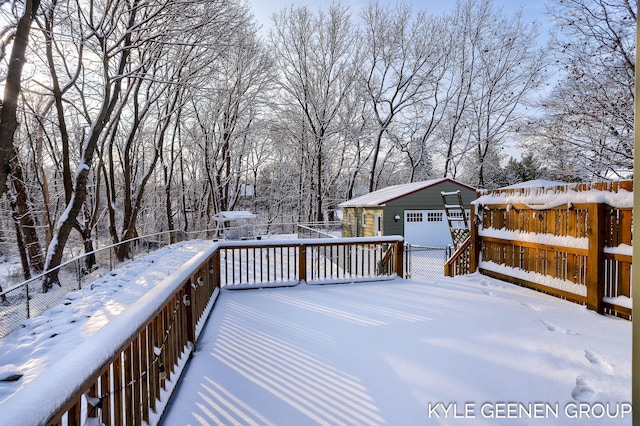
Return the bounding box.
[213,211,256,221]
[338,178,474,208]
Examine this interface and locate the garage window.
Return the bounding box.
[449,210,467,220]
[406,212,423,222]
[427,212,443,222]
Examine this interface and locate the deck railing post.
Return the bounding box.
[185,279,195,353]
[444,257,452,277]
[212,249,221,289]
[586,203,606,313]
[298,244,307,282]
[394,240,404,278]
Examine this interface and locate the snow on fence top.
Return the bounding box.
[474,180,633,209]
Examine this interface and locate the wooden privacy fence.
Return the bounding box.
[445,181,632,319]
[29,237,403,426]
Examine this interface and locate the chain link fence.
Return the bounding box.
[404,244,453,279]
[297,221,342,239]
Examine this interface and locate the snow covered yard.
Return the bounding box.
[163,276,631,425]
[0,241,631,425]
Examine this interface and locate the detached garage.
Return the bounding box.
[338,178,477,247]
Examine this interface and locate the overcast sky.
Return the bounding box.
[247,0,551,36]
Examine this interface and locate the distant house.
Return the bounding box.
[338,178,477,247]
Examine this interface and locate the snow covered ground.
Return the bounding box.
[162,277,631,425]
[0,241,631,425]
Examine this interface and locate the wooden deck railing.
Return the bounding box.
[444,180,632,319]
[444,235,472,277]
[217,237,404,288]
[34,237,403,426]
[45,249,218,426]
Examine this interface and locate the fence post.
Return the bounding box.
[444,252,452,277]
[586,203,606,313]
[469,203,480,273]
[25,283,30,319]
[77,259,83,290]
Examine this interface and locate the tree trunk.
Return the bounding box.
[44,4,74,204]
[0,0,40,198]
[179,150,189,233]
[11,207,30,280]
[9,154,44,274]
[315,141,323,222]
[73,221,96,273]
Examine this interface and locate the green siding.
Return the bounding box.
[382,181,476,238]
[383,210,404,237]
[384,181,476,210]
[340,180,477,239]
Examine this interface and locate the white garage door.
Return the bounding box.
[404,210,452,247]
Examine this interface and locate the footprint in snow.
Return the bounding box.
[584,350,613,374]
[0,365,23,382]
[481,288,494,296]
[571,376,595,401]
[539,319,577,335]
[521,302,542,311]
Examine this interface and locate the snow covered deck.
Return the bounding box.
[162,277,631,425]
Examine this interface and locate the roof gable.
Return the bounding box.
[338,178,475,208]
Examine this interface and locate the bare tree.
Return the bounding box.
[197,18,273,217]
[41,0,172,284]
[38,0,144,287]
[270,4,362,221]
[30,0,257,285]
[438,2,481,179]
[533,0,636,179]
[464,0,548,187]
[360,2,446,192]
[8,107,47,277]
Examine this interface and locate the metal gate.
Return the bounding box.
[404,244,453,279]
